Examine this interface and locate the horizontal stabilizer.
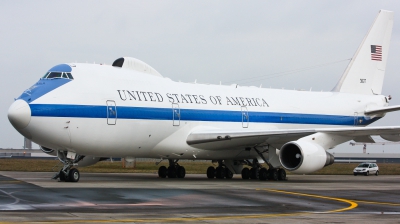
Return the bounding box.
[365,105,400,115]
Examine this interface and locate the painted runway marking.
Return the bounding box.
[260,189,358,213]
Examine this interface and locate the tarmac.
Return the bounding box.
[0,171,399,223]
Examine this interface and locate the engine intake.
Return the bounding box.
[279,140,334,174]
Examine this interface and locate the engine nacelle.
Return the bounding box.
[380,134,400,142]
[279,140,334,174]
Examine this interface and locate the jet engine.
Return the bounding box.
[279,140,334,174]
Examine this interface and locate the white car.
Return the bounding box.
[353,163,379,176]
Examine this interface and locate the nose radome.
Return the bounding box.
[8,99,31,130]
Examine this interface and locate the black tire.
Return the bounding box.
[365,171,369,176]
[354,173,357,176]
[375,171,379,176]
[241,167,250,179]
[250,168,259,180]
[158,166,167,178]
[269,169,278,181]
[167,166,176,178]
[215,167,225,179]
[59,170,67,182]
[177,166,186,178]
[68,168,80,182]
[277,169,286,180]
[207,166,215,179]
[259,168,268,180]
[225,168,233,179]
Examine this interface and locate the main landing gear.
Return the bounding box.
[52,150,84,182]
[241,159,286,181]
[206,160,233,179]
[158,159,186,178]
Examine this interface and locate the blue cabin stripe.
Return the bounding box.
[29,104,379,126]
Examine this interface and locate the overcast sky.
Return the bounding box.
[1,1,400,154]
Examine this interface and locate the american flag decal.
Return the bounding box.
[371,45,382,61]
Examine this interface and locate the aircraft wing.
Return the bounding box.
[364,105,400,116]
[186,126,400,150]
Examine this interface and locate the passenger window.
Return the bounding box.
[62,73,68,78]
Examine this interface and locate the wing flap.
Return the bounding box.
[187,126,400,149]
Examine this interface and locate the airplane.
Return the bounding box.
[7,10,400,183]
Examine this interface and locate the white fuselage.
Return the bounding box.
[16,63,387,160]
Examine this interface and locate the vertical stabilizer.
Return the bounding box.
[333,10,394,95]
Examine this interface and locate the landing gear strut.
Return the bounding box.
[158,159,186,178]
[52,150,83,182]
[206,160,233,179]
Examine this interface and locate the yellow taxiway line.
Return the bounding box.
[1,188,361,223]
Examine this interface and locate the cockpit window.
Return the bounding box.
[42,72,74,80]
[46,72,63,79]
[42,72,50,79]
[66,73,74,79]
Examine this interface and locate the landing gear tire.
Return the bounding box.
[207,166,216,179]
[277,169,286,180]
[269,169,278,181]
[216,166,226,179]
[59,171,66,182]
[167,166,177,178]
[225,168,233,179]
[241,168,250,179]
[158,166,167,178]
[259,168,268,180]
[68,168,80,182]
[177,166,186,178]
[250,167,259,180]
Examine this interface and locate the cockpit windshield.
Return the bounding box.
[42,72,74,80]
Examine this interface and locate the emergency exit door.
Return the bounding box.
[172,103,180,126]
[241,106,249,128]
[107,100,117,125]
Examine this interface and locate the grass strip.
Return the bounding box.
[1,159,400,175]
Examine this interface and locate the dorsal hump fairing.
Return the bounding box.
[112,57,162,77]
[333,10,394,95]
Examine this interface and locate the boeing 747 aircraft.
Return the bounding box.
[8,10,400,182]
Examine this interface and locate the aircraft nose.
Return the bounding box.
[8,100,31,130]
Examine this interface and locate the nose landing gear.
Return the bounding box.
[52,150,84,182]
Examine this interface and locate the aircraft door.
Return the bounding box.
[172,103,180,126]
[241,106,249,128]
[106,100,117,125]
[354,112,358,126]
